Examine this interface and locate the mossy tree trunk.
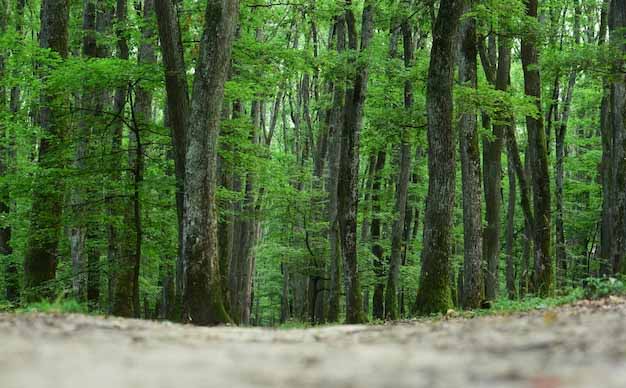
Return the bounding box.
[414,0,463,315]
[182,0,238,326]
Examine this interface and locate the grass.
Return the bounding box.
[14,298,90,315]
[478,288,585,316]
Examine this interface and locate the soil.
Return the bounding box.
[2,297,626,388]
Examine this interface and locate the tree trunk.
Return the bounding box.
[23,0,70,301]
[521,0,553,296]
[326,16,345,323]
[458,7,483,310]
[125,0,155,316]
[603,0,626,275]
[154,0,189,311]
[182,0,238,326]
[506,154,517,299]
[337,0,374,324]
[414,0,463,315]
[68,0,99,301]
[370,150,386,320]
[111,0,133,317]
[385,18,414,320]
[280,263,290,323]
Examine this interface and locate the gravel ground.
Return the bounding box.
[1,298,626,388]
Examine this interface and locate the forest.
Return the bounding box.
[0,0,625,328]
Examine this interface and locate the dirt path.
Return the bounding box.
[1,298,626,388]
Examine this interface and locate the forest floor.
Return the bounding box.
[1,298,626,388]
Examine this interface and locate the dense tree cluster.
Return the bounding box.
[0,0,623,325]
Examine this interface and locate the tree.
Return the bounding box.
[385,14,414,320]
[111,0,133,317]
[521,0,553,296]
[414,0,464,315]
[458,3,482,310]
[601,0,626,275]
[326,15,346,323]
[154,0,188,307]
[0,0,17,305]
[555,0,581,285]
[336,0,374,324]
[182,0,239,325]
[23,0,70,301]
[370,149,386,320]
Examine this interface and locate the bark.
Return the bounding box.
[506,120,534,244]
[458,8,482,310]
[598,0,610,275]
[370,150,386,321]
[337,0,374,324]
[154,0,189,307]
[23,0,70,301]
[506,155,517,299]
[280,263,290,323]
[521,0,553,296]
[326,16,345,324]
[385,18,414,320]
[360,154,377,243]
[521,148,534,295]
[477,32,504,301]
[182,0,238,325]
[600,0,626,275]
[414,0,463,315]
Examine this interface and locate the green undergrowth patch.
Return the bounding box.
[15,298,91,315]
[582,276,626,299]
[478,289,585,316]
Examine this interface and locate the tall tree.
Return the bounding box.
[127,0,156,316]
[458,4,482,310]
[68,0,98,301]
[337,0,374,324]
[0,0,16,304]
[555,1,581,285]
[182,0,239,325]
[23,0,70,300]
[414,0,463,315]
[601,0,626,275]
[521,0,553,295]
[111,0,133,317]
[370,149,386,320]
[385,14,414,320]
[154,0,189,310]
[326,15,346,323]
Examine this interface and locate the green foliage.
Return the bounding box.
[0,0,621,327]
[17,298,90,315]
[485,290,585,315]
[583,277,626,300]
